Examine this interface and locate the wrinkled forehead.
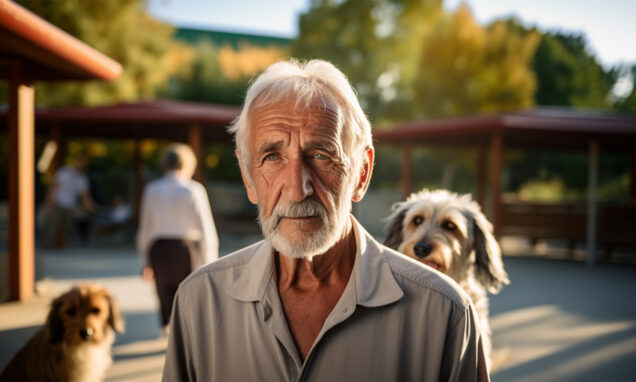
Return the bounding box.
[250,86,341,118]
[248,91,342,140]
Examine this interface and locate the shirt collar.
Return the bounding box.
[164,170,185,181]
[226,216,403,307]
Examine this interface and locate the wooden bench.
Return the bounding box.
[501,201,636,258]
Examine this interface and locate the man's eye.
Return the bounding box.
[314,153,329,160]
[264,153,279,161]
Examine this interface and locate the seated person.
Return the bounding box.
[91,195,131,236]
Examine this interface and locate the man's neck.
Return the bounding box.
[276,220,356,291]
[275,219,357,361]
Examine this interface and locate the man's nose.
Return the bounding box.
[284,156,314,201]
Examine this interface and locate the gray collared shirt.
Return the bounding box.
[163,218,488,381]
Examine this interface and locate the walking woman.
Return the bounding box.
[137,143,219,335]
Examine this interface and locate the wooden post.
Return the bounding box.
[586,140,599,267]
[188,123,203,183]
[401,142,413,199]
[133,139,143,228]
[8,61,35,301]
[476,145,486,208]
[50,125,64,174]
[630,145,636,201]
[490,130,503,237]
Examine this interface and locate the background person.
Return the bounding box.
[41,156,96,248]
[163,59,488,381]
[90,195,132,240]
[137,143,219,335]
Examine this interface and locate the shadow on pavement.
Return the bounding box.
[116,311,162,346]
[0,325,40,371]
[490,256,636,381]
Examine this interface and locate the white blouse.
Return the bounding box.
[137,172,219,268]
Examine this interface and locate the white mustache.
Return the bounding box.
[272,199,327,228]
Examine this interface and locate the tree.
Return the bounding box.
[166,39,287,105]
[413,5,539,118]
[292,0,386,114]
[614,64,636,111]
[15,0,185,106]
[292,0,444,121]
[293,2,539,120]
[533,31,615,108]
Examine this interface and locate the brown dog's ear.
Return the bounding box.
[472,210,509,294]
[107,293,125,333]
[383,205,408,250]
[47,297,65,344]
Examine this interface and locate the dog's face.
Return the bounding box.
[384,189,509,293]
[47,284,124,347]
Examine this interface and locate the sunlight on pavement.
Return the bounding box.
[492,304,636,381]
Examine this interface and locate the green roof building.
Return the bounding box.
[175,27,291,49]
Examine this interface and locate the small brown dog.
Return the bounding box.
[0,283,124,382]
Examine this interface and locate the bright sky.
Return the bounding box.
[147,0,636,69]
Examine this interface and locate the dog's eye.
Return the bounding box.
[90,307,101,314]
[412,216,424,226]
[65,308,76,317]
[442,221,457,231]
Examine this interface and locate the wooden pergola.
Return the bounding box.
[25,99,240,219]
[373,107,636,266]
[0,0,121,301]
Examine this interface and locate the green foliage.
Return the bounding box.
[164,40,250,105]
[16,0,182,106]
[614,64,636,111]
[293,1,538,120]
[533,31,615,108]
[414,7,539,117]
[204,143,242,183]
[507,149,630,202]
[292,0,386,114]
[371,145,476,194]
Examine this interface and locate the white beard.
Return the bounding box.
[258,184,353,261]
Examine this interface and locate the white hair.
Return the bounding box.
[227,59,373,182]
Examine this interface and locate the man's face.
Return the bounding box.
[242,97,357,259]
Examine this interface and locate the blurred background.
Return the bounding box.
[0,0,635,380]
[1,0,634,213]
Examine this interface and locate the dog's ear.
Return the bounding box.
[472,209,510,294]
[47,296,65,343]
[107,292,125,333]
[383,204,407,250]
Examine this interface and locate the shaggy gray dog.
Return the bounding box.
[384,189,509,370]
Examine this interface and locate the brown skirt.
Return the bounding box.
[148,238,199,326]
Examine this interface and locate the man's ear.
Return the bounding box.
[352,146,374,202]
[237,150,258,205]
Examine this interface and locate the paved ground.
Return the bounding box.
[1,236,635,381]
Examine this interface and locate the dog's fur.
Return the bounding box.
[384,189,509,370]
[0,283,124,382]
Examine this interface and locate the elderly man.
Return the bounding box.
[163,59,488,381]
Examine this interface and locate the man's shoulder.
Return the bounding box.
[377,244,472,311]
[179,240,265,290]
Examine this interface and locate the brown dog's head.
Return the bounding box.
[47,283,124,346]
[384,189,509,293]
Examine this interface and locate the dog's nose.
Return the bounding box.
[79,328,94,340]
[414,242,433,258]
